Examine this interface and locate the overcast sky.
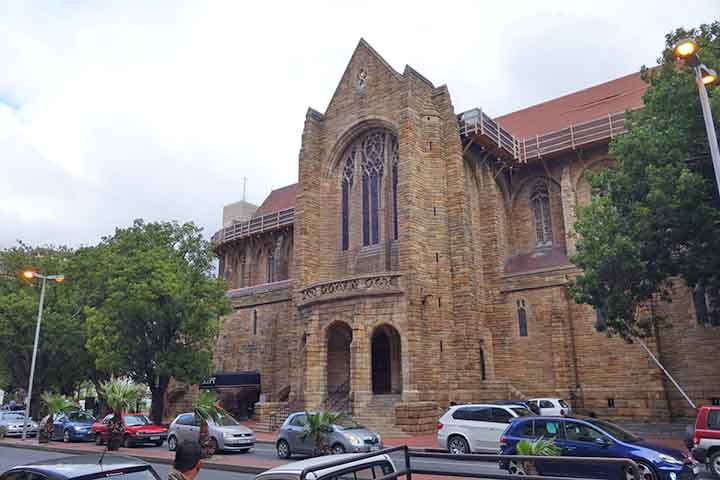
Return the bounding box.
[1,1,717,249]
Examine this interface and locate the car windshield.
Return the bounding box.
[588,419,641,442]
[511,407,532,417]
[335,418,365,430]
[2,413,27,421]
[124,415,151,426]
[68,411,95,422]
[213,414,239,427]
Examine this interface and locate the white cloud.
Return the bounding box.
[0,0,716,247]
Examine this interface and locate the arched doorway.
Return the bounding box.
[371,325,402,394]
[327,322,352,400]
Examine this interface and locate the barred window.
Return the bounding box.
[530,180,553,247]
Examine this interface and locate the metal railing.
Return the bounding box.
[298,445,641,480]
[458,109,635,163]
[212,207,295,244]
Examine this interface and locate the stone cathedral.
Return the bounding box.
[173,40,720,434]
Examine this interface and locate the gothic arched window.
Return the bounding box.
[267,251,275,283]
[530,180,553,247]
[341,147,355,251]
[338,129,398,249]
[517,299,528,337]
[362,131,386,246]
[391,138,399,241]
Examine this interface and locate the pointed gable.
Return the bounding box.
[323,39,406,117]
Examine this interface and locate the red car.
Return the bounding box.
[92,413,168,448]
[690,405,720,478]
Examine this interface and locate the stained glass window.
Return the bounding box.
[530,180,553,247]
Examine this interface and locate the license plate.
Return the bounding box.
[371,445,380,451]
[150,436,160,440]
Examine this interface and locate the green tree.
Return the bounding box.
[39,392,75,443]
[100,378,145,451]
[0,244,94,417]
[570,22,720,338]
[85,220,230,423]
[300,411,346,456]
[192,390,223,457]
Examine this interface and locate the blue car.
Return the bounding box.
[51,410,96,442]
[499,416,699,480]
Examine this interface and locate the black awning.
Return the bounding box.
[200,372,261,390]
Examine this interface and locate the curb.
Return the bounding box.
[0,441,268,475]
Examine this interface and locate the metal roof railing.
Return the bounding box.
[212,207,294,244]
[458,108,633,163]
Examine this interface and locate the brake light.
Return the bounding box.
[560,409,565,416]
[500,436,508,447]
[693,432,700,447]
[437,422,444,430]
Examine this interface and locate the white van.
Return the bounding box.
[527,398,572,416]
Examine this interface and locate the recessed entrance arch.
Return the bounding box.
[371,324,402,394]
[326,322,352,398]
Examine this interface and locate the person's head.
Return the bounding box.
[174,441,202,478]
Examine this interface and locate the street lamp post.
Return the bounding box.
[21,270,64,440]
[673,38,720,195]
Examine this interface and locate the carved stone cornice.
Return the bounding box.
[298,272,403,307]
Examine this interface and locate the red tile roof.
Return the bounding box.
[255,183,298,216]
[495,71,647,139]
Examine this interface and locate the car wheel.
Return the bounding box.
[123,435,134,448]
[331,443,346,455]
[63,430,71,443]
[208,438,218,456]
[448,435,470,455]
[709,451,720,478]
[168,435,177,452]
[508,460,527,475]
[277,439,291,459]
[625,461,657,480]
[95,433,103,445]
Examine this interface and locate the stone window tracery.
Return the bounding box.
[267,251,275,283]
[338,129,398,249]
[341,147,355,251]
[530,180,553,247]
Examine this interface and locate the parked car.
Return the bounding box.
[437,403,533,454]
[0,411,38,437]
[0,453,161,480]
[690,405,720,477]
[257,452,395,480]
[499,416,699,480]
[91,413,168,447]
[276,412,383,458]
[51,410,96,442]
[527,398,572,416]
[167,411,255,455]
[494,400,531,409]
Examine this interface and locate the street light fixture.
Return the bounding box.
[673,38,720,196]
[20,270,65,440]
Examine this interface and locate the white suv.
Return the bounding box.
[437,404,532,454]
[527,398,571,416]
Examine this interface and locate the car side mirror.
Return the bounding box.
[595,437,611,447]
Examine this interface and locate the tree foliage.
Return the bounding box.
[85,220,229,423]
[0,244,96,415]
[570,22,720,338]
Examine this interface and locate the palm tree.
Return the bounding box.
[510,437,561,475]
[39,393,75,443]
[100,378,145,451]
[300,410,346,456]
[192,391,223,458]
